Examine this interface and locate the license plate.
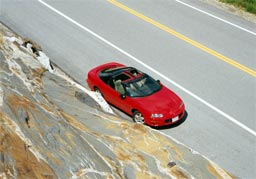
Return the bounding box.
[173,116,179,122]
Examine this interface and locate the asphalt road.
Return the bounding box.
[1,0,255,178]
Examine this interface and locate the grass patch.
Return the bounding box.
[220,0,256,14]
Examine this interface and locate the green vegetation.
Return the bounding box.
[220,0,256,14]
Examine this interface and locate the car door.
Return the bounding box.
[103,76,133,114]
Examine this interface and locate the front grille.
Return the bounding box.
[165,118,172,123]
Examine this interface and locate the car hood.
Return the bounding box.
[133,86,183,115]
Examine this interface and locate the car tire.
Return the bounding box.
[132,110,145,124]
[94,87,103,96]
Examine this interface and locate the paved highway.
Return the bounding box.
[1,0,255,178]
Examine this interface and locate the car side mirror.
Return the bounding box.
[120,94,126,99]
[156,80,160,84]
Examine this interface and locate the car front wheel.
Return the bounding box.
[132,111,145,124]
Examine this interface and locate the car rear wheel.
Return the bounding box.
[94,87,103,96]
[132,110,144,124]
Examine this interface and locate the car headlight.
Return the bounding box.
[151,114,164,118]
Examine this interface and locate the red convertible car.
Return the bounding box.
[87,62,185,127]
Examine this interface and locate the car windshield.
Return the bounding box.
[124,74,161,97]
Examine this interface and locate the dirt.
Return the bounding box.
[201,0,256,23]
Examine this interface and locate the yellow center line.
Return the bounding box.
[108,0,256,77]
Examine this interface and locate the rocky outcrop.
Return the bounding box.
[0,23,236,179]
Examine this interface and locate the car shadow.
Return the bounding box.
[151,110,188,130]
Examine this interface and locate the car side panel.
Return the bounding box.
[100,82,134,115]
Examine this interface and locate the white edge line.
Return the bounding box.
[176,0,256,36]
[38,0,256,137]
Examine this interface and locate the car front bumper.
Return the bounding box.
[147,110,186,127]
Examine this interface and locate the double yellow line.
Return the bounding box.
[108,0,256,77]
